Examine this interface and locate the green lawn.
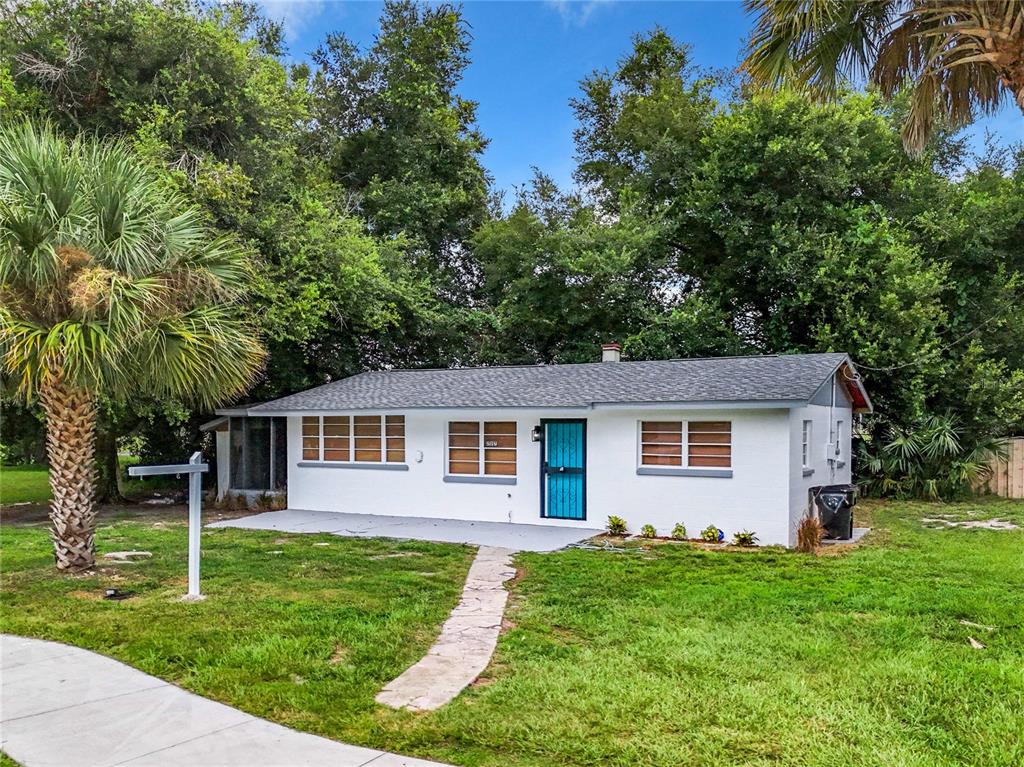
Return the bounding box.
[0,460,183,505]
[2,499,1022,766]
[0,464,51,504]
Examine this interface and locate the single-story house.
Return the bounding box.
[202,347,871,546]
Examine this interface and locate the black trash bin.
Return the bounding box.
[813,484,857,539]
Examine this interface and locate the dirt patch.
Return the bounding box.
[328,644,350,666]
[369,551,423,560]
[68,589,103,600]
[0,501,255,528]
[815,542,859,557]
[921,517,1018,530]
[505,566,527,589]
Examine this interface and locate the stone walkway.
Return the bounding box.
[376,546,516,711]
[0,634,450,767]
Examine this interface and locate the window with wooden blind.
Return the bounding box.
[687,421,731,467]
[302,416,320,461]
[639,420,731,469]
[301,415,405,463]
[639,421,683,466]
[447,421,517,476]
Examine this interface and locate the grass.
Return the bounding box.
[2,499,1022,766]
[0,459,185,506]
[0,464,51,504]
[0,507,476,739]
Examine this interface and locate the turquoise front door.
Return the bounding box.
[542,419,586,520]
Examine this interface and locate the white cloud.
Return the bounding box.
[255,0,328,46]
[546,0,613,27]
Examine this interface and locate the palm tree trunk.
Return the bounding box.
[38,377,98,571]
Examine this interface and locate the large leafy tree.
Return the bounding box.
[741,0,1024,152]
[474,172,663,363]
[572,29,717,209]
[0,122,264,570]
[310,0,491,291]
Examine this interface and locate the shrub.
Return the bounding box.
[269,492,287,511]
[796,512,825,553]
[640,524,657,538]
[700,524,722,542]
[254,492,274,511]
[671,523,687,540]
[606,515,627,535]
[857,414,1005,500]
[732,529,758,546]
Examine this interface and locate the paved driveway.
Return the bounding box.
[208,510,601,552]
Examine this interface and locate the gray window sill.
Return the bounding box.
[443,475,517,485]
[636,467,733,478]
[802,468,815,477]
[297,462,409,471]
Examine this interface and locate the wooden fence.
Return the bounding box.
[980,437,1024,499]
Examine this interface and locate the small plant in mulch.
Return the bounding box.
[796,512,825,553]
[254,492,275,511]
[220,492,249,511]
[700,524,724,542]
[671,523,687,540]
[606,515,627,535]
[269,492,287,511]
[732,529,758,547]
[639,524,657,538]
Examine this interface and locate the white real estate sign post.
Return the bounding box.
[127,451,209,599]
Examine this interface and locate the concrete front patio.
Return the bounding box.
[208,509,601,552]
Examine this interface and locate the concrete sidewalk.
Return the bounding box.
[0,634,450,767]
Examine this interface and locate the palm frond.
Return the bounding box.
[742,0,1024,152]
[0,120,265,407]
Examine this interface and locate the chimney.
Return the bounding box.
[601,342,621,363]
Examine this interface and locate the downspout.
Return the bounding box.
[829,374,836,482]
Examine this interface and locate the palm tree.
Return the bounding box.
[742,1,1024,152]
[0,121,265,571]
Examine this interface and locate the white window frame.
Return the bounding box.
[300,414,405,465]
[802,420,813,468]
[445,420,517,478]
[637,420,733,470]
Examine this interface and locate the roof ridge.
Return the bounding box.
[351,352,843,376]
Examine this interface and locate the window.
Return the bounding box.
[687,421,731,467]
[301,415,405,463]
[230,417,288,490]
[447,421,517,476]
[640,421,683,466]
[640,421,731,468]
[802,420,813,468]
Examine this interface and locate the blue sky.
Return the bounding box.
[262,0,1022,196]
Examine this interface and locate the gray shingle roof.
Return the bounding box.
[248,353,856,412]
